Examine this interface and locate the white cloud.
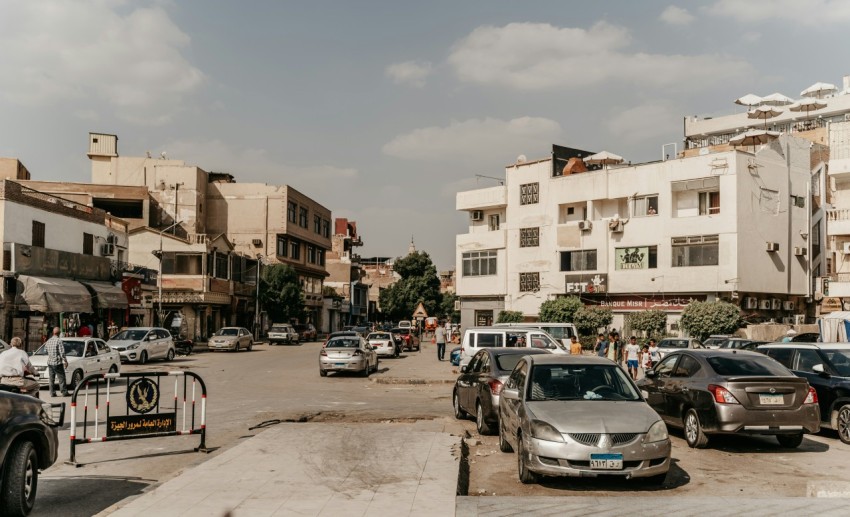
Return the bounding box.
[606,102,679,145]
[382,117,564,162]
[660,6,695,25]
[385,61,433,87]
[742,31,762,43]
[707,0,850,24]
[0,1,203,124]
[447,22,751,91]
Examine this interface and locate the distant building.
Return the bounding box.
[324,218,367,332]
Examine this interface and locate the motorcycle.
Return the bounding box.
[174,338,194,356]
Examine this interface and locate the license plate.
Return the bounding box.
[590,453,623,470]
[334,363,345,366]
[759,394,784,405]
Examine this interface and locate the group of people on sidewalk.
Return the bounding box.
[0,327,71,397]
[593,331,661,380]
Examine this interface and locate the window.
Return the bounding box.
[519,272,540,292]
[698,191,720,215]
[276,236,288,257]
[32,221,45,248]
[287,201,297,223]
[672,235,719,267]
[214,252,228,279]
[290,240,301,260]
[673,355,701,377]
[654,355,678,377]
[560,250,597,271]
[520,182,539,205]
[794,350,825,373]
[314,215,322,234]
[318,249,326,266]
[462,251,497,276]
[633,195,659,216]
[488,214,500,231]
[519,227,539,247]
[791,195,806,208]
[321,219,330,238]
[83,233,93,255]
[307,245,317,264]
[299,207,308,228]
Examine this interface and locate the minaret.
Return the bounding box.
[408,236,416,255]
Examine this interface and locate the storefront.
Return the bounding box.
[13,275,95,352]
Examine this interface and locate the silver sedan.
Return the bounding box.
[319,336,379,377]
[367,332,399,358]
[208,327,254,352]
[499,355,671,484]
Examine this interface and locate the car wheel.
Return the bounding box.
[108,364,118,374]
[453,391,467,419]
[139,351,148,365]
[684,408,709,448]
[498,420,513,453]
[776,433,804,448]
[236,343,241,353]
[476,402,492,435]
[319,368,327,377]
[247,342,253,351]
[166,349,175,361]
[373,358,380,372]
[838,405,850,444]
[361,364,370,377]
[517,436,538,484]
[0,440,38,516]
[71,369,84,389]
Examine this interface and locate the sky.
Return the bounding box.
[1,0,849,269]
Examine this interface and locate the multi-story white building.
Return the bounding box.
[456,138,816,334]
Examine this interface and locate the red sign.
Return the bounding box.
[122,277,142,305]
[585,294,706,312]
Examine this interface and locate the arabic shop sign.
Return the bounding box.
[589,294,706,312]
[107,413,176,437]
[615,247,649,270]
[565,274,607,294]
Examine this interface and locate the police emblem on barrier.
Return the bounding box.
[127,378,159,414]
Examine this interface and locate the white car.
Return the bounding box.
[31,338,121,388]
[367,332,399,358]
[108,327,176,364]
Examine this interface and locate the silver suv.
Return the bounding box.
[107,327,176,364]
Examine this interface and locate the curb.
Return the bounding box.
[371,377,456,385]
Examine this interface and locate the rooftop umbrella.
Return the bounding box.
[801,82,837,99]
[761,92,794,106]
[747,105,783,129]
[789,97,827,118]
[734,93,763,107]
[584,151,624,166]
[730,129,780,153]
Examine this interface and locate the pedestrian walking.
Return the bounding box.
[625,336,640,380]
[435,322,447,361]
[44,327,69,396]
[569,335,582,355]
[641,344,652,372]
[594,333,609,357]
[648,338,661,368]
[607,331,619,362]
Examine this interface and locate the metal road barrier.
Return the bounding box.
[68,370,208,465]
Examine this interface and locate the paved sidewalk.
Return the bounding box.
[106,422,459,516]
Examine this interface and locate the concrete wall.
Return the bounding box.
[1,199,119,254]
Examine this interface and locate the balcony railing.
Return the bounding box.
[827,209,850,222]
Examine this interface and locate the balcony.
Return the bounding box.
[827,209,850,236]
[830,157,850,181]
[457,230,506,251]
[456,186,507,211]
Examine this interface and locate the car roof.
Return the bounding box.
[759,342,850,350]
[482,348,549,357]
[528,355,614,366]
[665,349,764,358]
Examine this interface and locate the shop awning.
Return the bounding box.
[16,275,93,313]
[82,281,129,309]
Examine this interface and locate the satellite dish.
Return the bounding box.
[517,154,527,163]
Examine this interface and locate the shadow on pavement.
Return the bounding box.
[536,458,689,492]
[34,475,151,517]
[669,428,830,453]
[72,447,216,467]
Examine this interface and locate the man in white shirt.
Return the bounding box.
[0,337,40,397]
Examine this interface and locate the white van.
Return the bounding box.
[494,322,578,347]
[398,320,412,329]
[458,326,568,367]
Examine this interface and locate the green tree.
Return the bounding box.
[538,296,583,323]
[379,252,442,321]
[628,310,667,337]
[440,292,460,323]
[259,264,305,323]
[680,301,742,341]
[496,310,524,323]
[574,306,613,336]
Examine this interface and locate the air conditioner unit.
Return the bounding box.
[744,297,758,309]
[758,299,771,310]
[609,221,624,232]
[252,238,263,247]
[771,299,781,310]
[766,242,779,252]
[844,242,850,254]
[100,243,115,256]
[454,300,461,311]
[845,113,850,122]
[578,220,592,231]
[471,210,483,221]
[794,247,807,256]
[783,301,795,311]
[794,314,806,325]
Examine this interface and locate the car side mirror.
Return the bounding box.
[460,365,467,373]
[645,369,657,378]
[501,388,519,400]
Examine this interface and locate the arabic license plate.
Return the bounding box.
[334,363,346,367]
[759,393,784,405]
[589,453,623,470]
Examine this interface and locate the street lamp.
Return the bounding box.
[255,254,262,339]
[152,220,183,326]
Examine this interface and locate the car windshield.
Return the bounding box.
[217,328,239,336]
[706,355,791,376]
[326,338,360,349]
[496,353,543,372]
[661,340,689,349]
[823,349,850,377]
[271,325,288,332]
[111,330,148,341]
[33,340,85,357]
[718,340,751,349]
[527,364,641,402]
[368,333,391,340]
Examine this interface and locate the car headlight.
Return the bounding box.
[530,420,564,442]
[41,403,56,425]
[128,343,140,350]
[645,420,669,443]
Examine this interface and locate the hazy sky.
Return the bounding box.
[1,1,848,269]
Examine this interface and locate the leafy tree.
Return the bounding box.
[440,292,460,323]
[379,252,442,321]
[574,306,613,336]
[259,264,305,323]
[538,296,583,323]
[680,301,742,341]
[497,310,525,323]
[628,310,667,337]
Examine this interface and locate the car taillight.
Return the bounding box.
[708,384,740,404]
[804,387,818,405]
[488,379,504,395]
[320,349,327,356]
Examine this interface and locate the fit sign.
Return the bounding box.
[565,274,607,294]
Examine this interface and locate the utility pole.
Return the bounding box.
[170,182,185,235]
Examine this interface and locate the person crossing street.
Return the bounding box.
[435,321,447,361]
[44,326,70,396]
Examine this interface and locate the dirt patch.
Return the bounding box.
[249,411,442,429]
[372,378,455,385]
